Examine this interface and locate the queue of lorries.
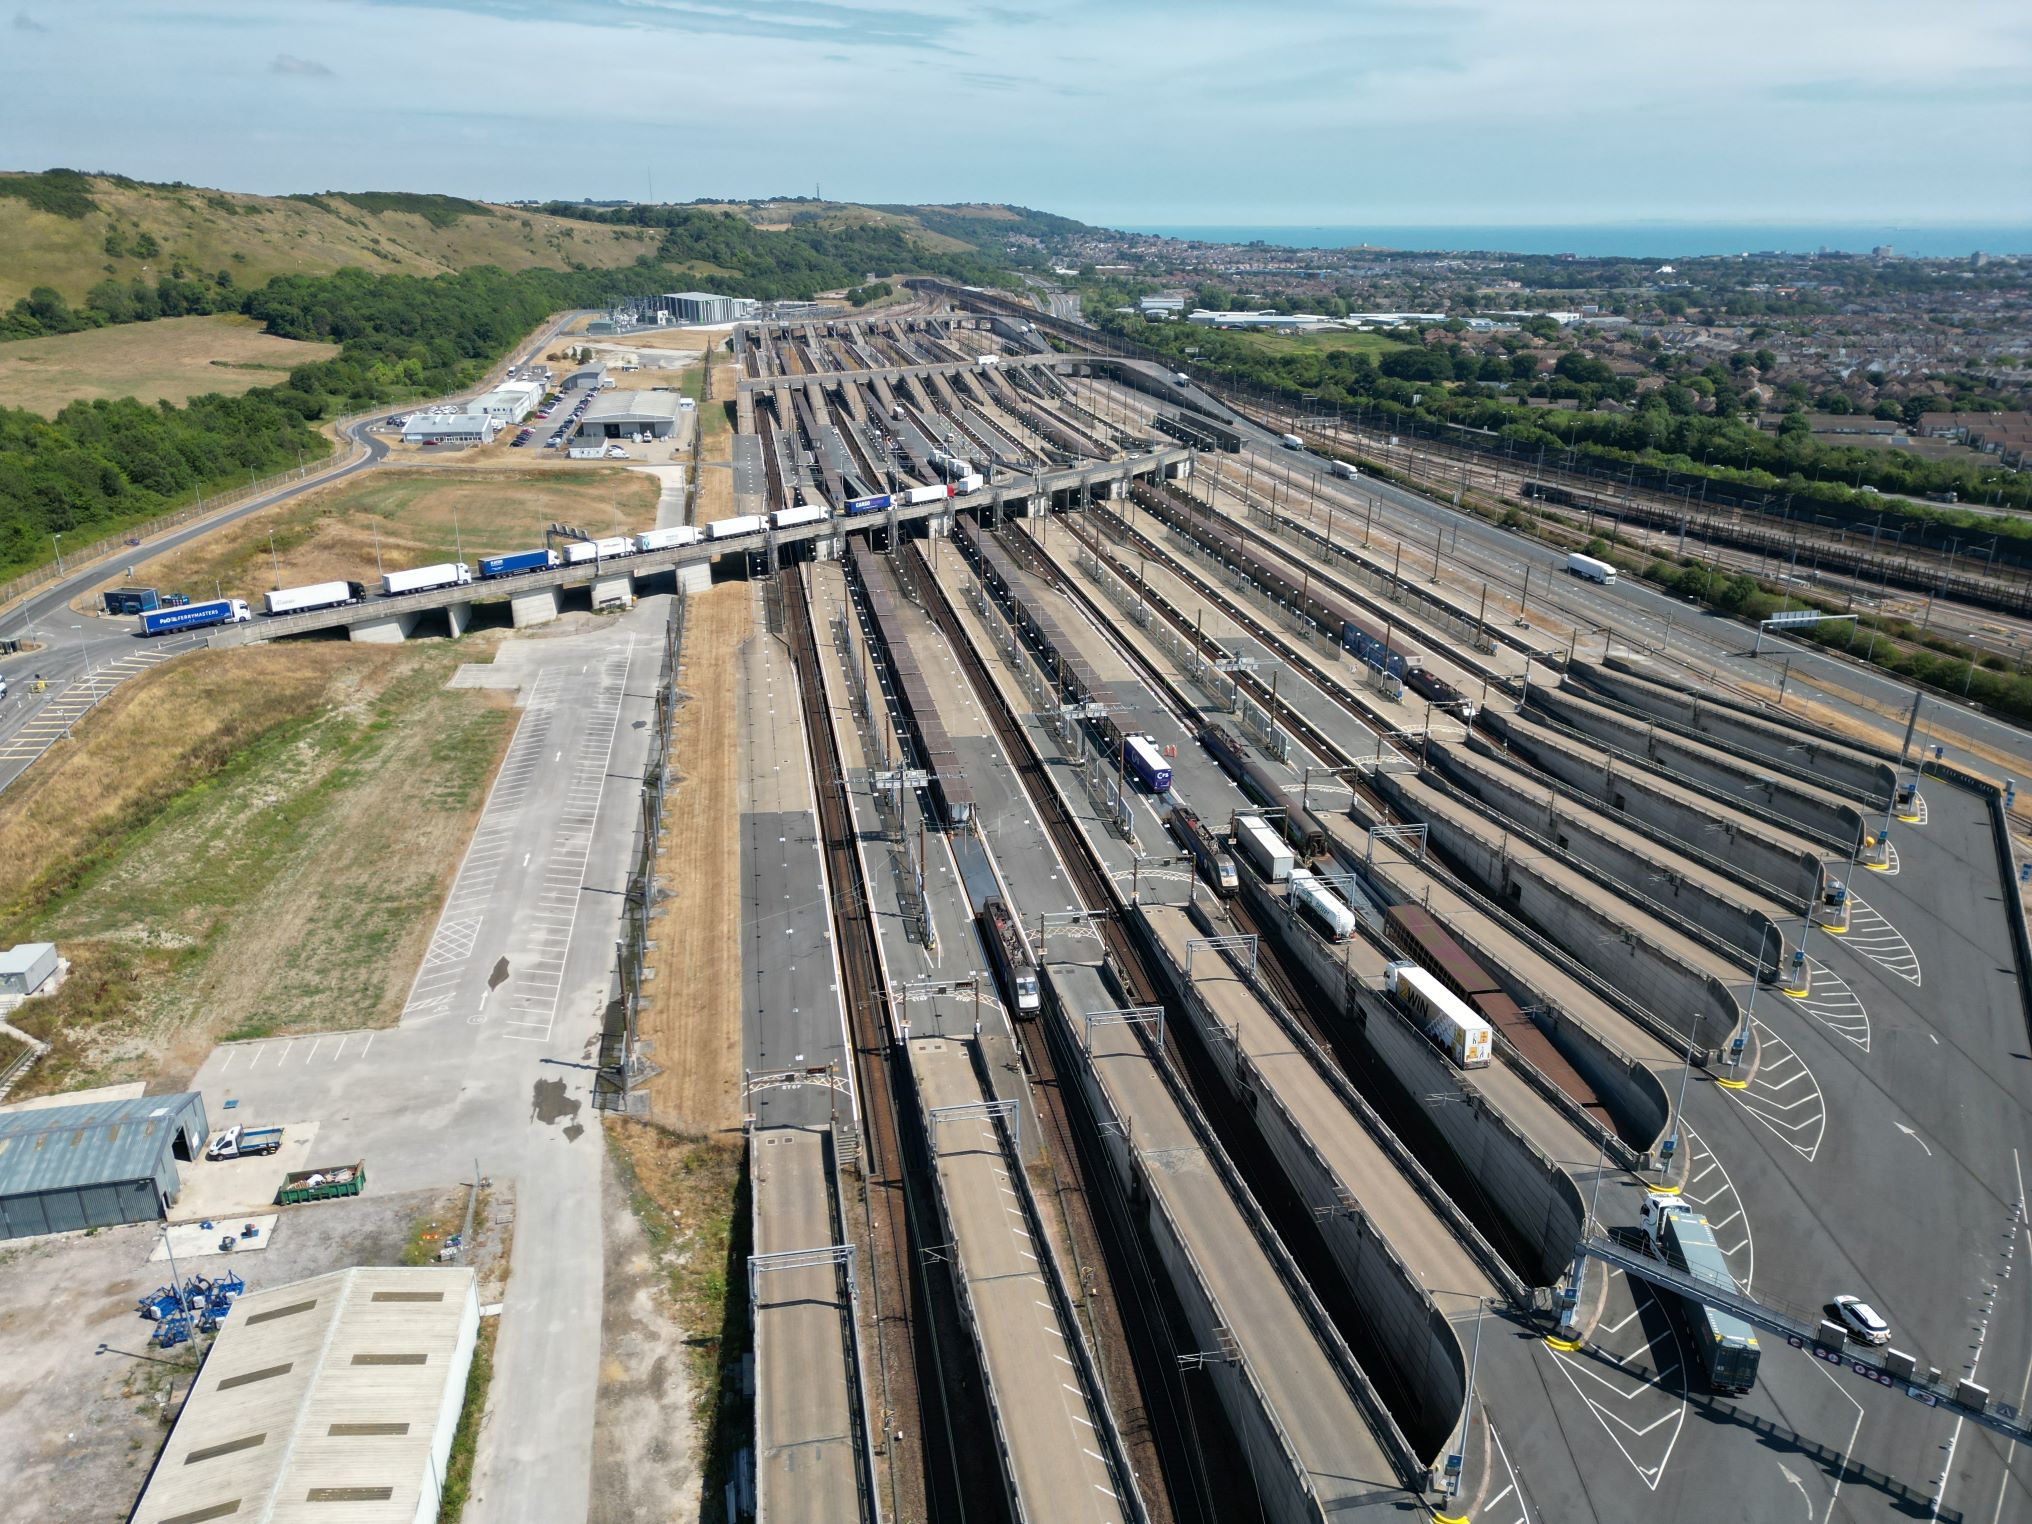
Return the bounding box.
[135,476,991,636]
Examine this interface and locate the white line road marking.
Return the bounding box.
[1790,957,1872,1051]
[1895,1121,1934,1157]
[1722,1020,1827,1163]
[1831,894,1921,985]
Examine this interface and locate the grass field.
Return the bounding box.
[0,640,514,1095]
[0,313,340,415]
[1219,328,1406,360]
[0,174,658,308]
[107,466,661,603]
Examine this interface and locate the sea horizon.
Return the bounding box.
[1120,222,2032,260]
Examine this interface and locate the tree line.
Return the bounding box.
[0,222,991,582]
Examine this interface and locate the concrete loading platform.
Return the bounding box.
[1042,954,1422,1516]
[1480,703,1825,905]
[1428,738,1794,976]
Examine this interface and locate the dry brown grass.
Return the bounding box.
[85,466,658,608]
[0,640,513,1094]
[642,582,749,1134]
[0,314,340,416]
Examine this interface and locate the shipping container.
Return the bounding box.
[1386,962,1492,1069]
[102,587,160,616]
[139,598,251,636]
[264,581,366,617]
[381,563,472,596]
[1232,812,1294,883]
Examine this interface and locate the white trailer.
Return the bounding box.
[264,580,365,616]
[976,353,1000,368]
[560,537,633,565]
[1329,460,1359,480]
[1288,868,1357,942]
[635,526,703,552]
[1280,433,1303,450]
[1386,962,1493,1069]
[773,504,831,530]
[382,562,473,596]
[1232,812,1295,883]
[899,484,952,506]
[1173,372,1191,386]
[708,514,768,540]
[1566,552,1617,585]
[956,473,985,493]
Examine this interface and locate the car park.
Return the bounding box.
[1830,1295,1891,1346]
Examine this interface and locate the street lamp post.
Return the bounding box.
[1659,1026,1697,1168]
[51,532,64,575]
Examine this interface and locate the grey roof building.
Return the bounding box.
[0,940,57,996]
[132,1265,482,1524]
[0,1090,206,1239]
[575,389,688,440]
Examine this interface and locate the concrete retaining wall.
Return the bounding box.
[1351,854,1675,1161]
[1476,717,1821,905]
[1041,960,1417,1516]
[1528,684,1866,849]
[1138,907,1473,1457]
[1371,771,1739,1054]
[1237,879,1585,1292]
[1574,663,1897,808]
[1432,743,1789,974]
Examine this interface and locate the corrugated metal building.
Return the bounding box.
[575,389,688,440]
[400,412,500,446]
[132,1265,481,1524]
[0,1091,206,1239]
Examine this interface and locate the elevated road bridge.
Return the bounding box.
[192,449,1195,647]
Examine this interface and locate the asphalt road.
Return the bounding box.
[183,604,663,1524]
[1182,380,2032,781]
[0,309,586,793]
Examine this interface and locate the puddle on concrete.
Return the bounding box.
[530,1077,583,1131]
[488,957,511,993]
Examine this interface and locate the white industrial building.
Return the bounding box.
[401,411,500,446]
[132,1265,481,1524]
[0,941,57,997]
[465,379,544,422]
[647,291,755,325]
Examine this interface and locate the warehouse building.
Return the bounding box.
[575,389,688,440]
[465,379,544,422]
[132,1265,481,1524]
[0,1091,206,1240]
[401,411,500,446]
[564,362,608,391]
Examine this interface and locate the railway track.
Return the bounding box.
[905,539,1223,1524]
[781,565,946,1523]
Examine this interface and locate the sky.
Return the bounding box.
[1,0,2028,228]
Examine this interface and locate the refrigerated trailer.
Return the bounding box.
[381,563,472,596]
[264,581,367,617]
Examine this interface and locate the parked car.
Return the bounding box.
[1830,1295,1891,1346]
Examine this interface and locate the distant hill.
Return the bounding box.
[537,195,1102,258]
[0,170,661,307]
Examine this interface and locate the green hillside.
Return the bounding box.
[0,170,661,308]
